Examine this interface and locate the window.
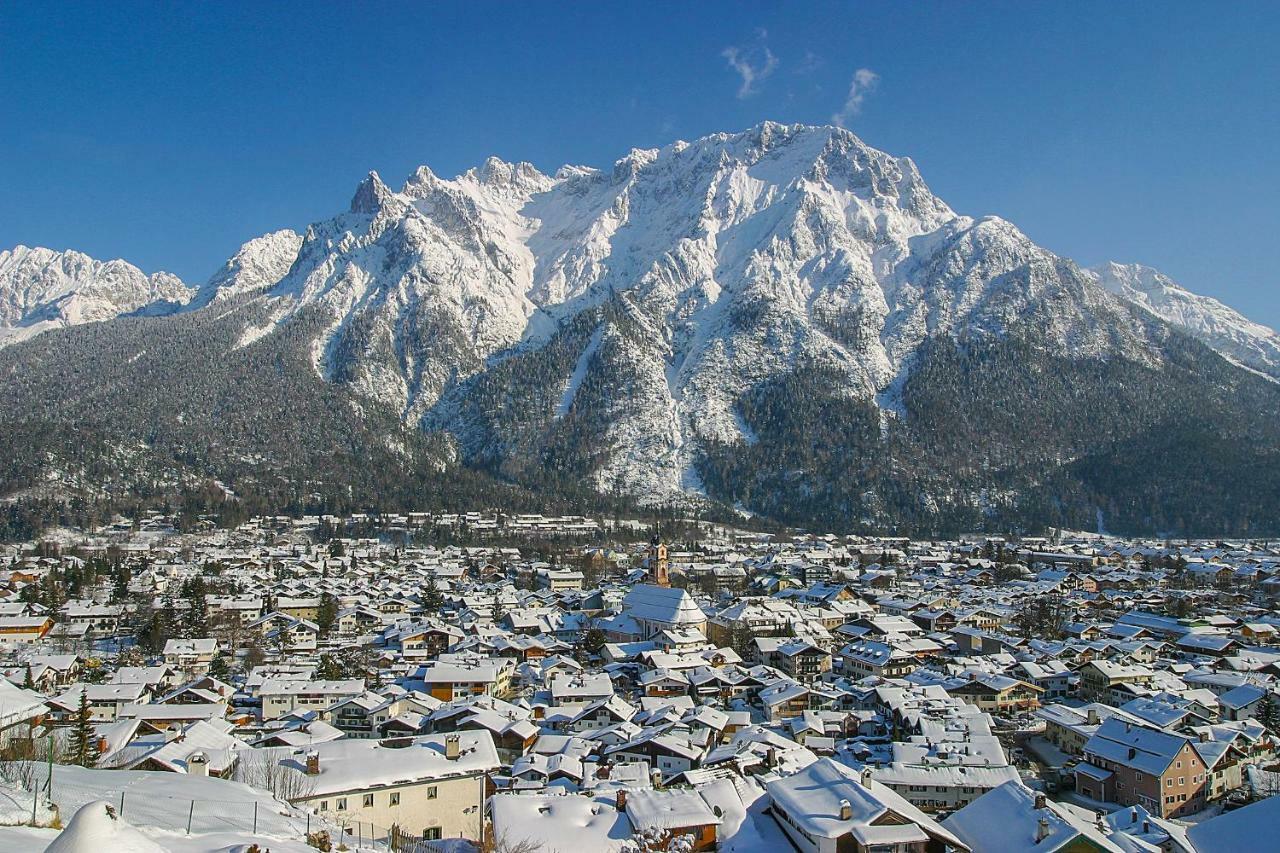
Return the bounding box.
[1166,779,1173,788]
[320,801,328,811]
[390,792,400,806]
[337,798,347,811]
[427,786,438,799]
[425,828,443,840]
[363,794,374,808]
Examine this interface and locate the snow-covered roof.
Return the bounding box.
[943,781,1122,853]
[624,787,720,832]
[765,758,966,850]
[0,678,47,728]
[1186,794,1280,853]
[622,585,706,626]
[279,730,500,797]
[490,792,632,851]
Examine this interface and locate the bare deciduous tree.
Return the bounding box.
[233,750,317,802]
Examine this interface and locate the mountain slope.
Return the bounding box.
[1087,261,1280,380]
[0,246,191,346]
[189,229,303,309]
[2,122,1279,535]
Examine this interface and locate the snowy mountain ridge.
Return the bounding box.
[1086,261,1280,380]
[3,122,1279,524]
[0,245,192,345]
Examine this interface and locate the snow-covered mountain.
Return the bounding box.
[1087,261,1280,380]
[0,246,192,345]
[217,122,1160,499]
[3,122,1280,534]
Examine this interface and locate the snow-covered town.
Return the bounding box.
[0,512,1276,852]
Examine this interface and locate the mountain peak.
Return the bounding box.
[349,170,394,214]
[192,228,303,308]
[462,157,553,199]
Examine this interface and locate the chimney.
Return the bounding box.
[616,790,628,811]
[305,750,320,775]
[1127,747,1137,760]
[1035,817,1051,843]
[1086,708,1099,725]
[838,799,852,821]
[188,751,209,778]
[445,735,461,761]
[96,737,109,755]
[1130,807,1137,822]
[1142,820,1150,834]
[1033,793,1047,810]
[861,767,873,786]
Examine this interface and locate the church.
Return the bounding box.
[604,536,708,642]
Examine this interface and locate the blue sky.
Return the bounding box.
[2,2,1278,325]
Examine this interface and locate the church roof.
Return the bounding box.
[623,584,706,626]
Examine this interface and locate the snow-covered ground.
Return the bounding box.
[5,763,332,850]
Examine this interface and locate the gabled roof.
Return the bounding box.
[622,584,706,625]
[767,758,967,850]
[943,780,1122,853]
[1084,718,1190,776]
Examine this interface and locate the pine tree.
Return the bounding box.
[208,654,230,681]
[422,567,444,611]
[316,593,338,638]
[1259,691,1280,733]
[22,666,35,690]
[72,689,97,768]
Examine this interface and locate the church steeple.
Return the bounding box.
[648,530,669,587]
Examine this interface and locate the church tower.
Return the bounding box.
[648,533,669,588]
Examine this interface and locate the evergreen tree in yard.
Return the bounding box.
[111,560,131,603]
[316,654,343,681]
[72,689,97,768]
[140,594,177,654]
[316,593,338,638]
[208,654,230,681]
[1260,691,1280,733]
[22,666,35,690]
[185,582,209,638]
[422,567,444,611]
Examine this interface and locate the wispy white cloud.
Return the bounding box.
[831,68,880,126]
[721,32,779,99]
[796,50,823,75]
